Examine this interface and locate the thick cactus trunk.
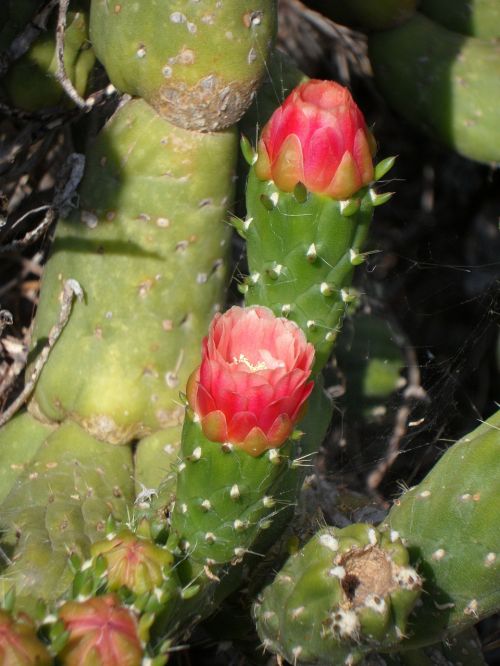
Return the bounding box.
[29,98,237,444]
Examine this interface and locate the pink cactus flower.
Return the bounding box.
[58,595,142,666]
[187,306,314,456]
[255,79,376,200]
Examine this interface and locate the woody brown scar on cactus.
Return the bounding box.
[0,0,498,664]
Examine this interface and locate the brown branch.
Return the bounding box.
[54,0,89,109]
[0,279,83,427]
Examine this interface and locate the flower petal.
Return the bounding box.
[239,426,270,457]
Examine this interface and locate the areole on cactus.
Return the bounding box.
[187,305,314,456]
[254,79,376,200]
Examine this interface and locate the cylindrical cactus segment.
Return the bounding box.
[29,98,237,444]
[90,0,277,131]
[384,409,500,647]
[242,79,390,371]
[369,13,500,164]
[0,411,54,505]
[0,609,52,665]
[167,412,295,568]
[243,169,375,371]
[0,422,134,614]
[254,524,422,666]
[419,0,500,38]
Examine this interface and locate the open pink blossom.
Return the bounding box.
[58,595,142,666]
[187,306,315,456]
[254,79,376,200]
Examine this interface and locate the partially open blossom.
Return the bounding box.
[0,610,51,666]
[255,79,376,200]
[187,306,314,456]
[58,595,142,666]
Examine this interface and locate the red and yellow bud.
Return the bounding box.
[58,595,142,666]
[255,80,375,200]
[0,610,51,666]
[91,529,174,595]
[187,306,314,456]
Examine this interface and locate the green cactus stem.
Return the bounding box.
[384,410,500,647]
[0,421,134,614]
[369,13,500,164]
[90,0,277,131]
[0,411,54,505]
[28,98,237,444]
[303,1,417,31]
[254,524,422,665]
[168,411,296,570]
[420,0,500,39]
[1,4,95,112]
[242,169,383,371]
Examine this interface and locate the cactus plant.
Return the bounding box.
[303,0,417,31]
[241,79,393,370]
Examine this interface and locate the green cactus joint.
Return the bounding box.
[254,524,422,665]
[384,410,500,647]
[90,0,277,131]
[369,13,500,164]
[243,167,389,371]
[0,422,134,614]
[304,0,417,32]
[28,98,236,443]
[0,411,54,505]
[168,411,296,569]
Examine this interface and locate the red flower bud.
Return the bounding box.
[187,306,314,456]
[0,610,51,666]
[255,80,376,200]
[58,595,142,666]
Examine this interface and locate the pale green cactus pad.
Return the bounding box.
[90,0,277,131]
[0,421,134,614]
[29,98,236,443]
